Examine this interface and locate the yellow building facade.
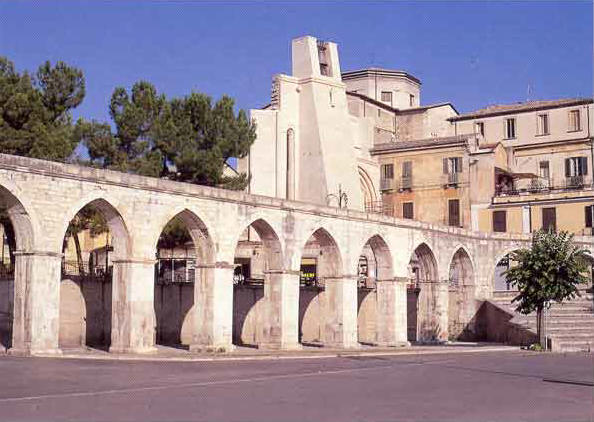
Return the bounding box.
[372,98,593,236]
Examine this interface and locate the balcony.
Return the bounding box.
[495,176,592,197]
[380,178,394,191]
[400,176,413,191]
[566,175,585,189]
[444,172,459,188]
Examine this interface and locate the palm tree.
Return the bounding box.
[504,230,591,350]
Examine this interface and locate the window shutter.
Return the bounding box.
[585,205,592,228]
[456,157,462,173]
[565,159,571,177]
[443,158,448,174]
[448,199,460,227]
[581,157,588,176]
[542,208,557,232]
[402,161,412,178]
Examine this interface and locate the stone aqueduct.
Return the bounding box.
[1,154,590,355]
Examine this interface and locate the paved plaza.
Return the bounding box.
[0,351,592,422]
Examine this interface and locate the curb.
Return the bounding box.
[26,345,522,363]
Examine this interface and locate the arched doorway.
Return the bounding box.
[232,219,282,347]
[448,248,475,340]
[298,228,348,347]
[408,243,445,342]
[153,210,214,348]
[356,235,393,344]
[59,199,130,350]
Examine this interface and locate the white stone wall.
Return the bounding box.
[0,154,591,354]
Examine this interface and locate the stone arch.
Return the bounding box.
[491,247,521,292]
[59,195,131,260]
[359,167,378,209]
[297,227,344,346]
[356,234,394,344]
[59,198,132,350]
[153,209,215,347]
[0,184,37,350]
[232,217,284,347]
[408,242,446,342]
[448,247,477,340]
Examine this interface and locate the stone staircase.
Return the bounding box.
[490,290,594,352]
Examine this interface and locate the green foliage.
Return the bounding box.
[504,230,591,315]
[78,83,255,188]
[157,218,192,250]
[0,56,84,161]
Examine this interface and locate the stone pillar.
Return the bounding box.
[324,275,358,348]
[435,281,449,342]
[259,270,300,350]
[375,277,409,347]
[109,258,157,354]
[10,251,62,355]
[189,263,234,352]
[417,280,449,343]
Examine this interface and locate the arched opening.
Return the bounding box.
[232,219,282,347]
[356,235,393,345]
[407,243,443,342]
[359,167,378,213]
[298,228,343,347]
[448,248,476,341]
[59,199,129,350]
[0,186,34,351]
[154,210,214,349]
[493,252,518,292]
[286,128,295,200]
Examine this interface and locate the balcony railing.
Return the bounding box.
[566,175,585,189]
[445,172,459,187]
[495,176,592,197]
[380,178,394,191]
[400,176,413,191]
[62,261,112,282]
[365,201,394,216]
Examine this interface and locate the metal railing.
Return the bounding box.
[365,201,394,216]
[400,176,413,191]
[62,261,112,281]
[380,178,394,191]
[495,177,592,197]
[446,172,459,186]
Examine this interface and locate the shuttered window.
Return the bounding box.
[493,210,507,233]
[586,205,593,228]
[568,109,581,131]
[542,207,556,232]
[443,157,462,174]
[448,199,460,227]
[565,157,588,177]
[504,118,516,139]
[403,202,414,219]
[402,161,412,178]
[381,164,394,179]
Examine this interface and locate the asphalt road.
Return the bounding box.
[0,351,592,422]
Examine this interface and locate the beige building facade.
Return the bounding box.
[242,36,593,241]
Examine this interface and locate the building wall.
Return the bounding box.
[379,145,471,228]
[453,103,592,148]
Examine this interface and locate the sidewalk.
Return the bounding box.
[25,342,521,362]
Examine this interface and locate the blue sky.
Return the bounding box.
[1,1,592,124]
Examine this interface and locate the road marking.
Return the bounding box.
[0,363,396,403]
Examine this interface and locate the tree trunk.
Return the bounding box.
[536,305,547,350]
[74,232,84,275]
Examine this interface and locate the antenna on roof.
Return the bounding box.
[526,83,533,102]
